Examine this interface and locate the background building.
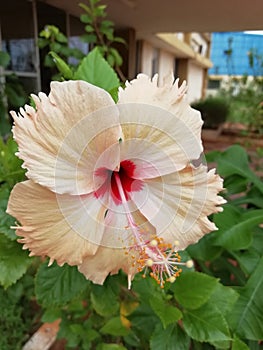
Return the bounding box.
[1,1,263,103]
[0,0,211,103]
[137,32,212,102]
[208,32,263,93]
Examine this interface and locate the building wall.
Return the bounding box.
[139,40,207,103]
[190,33,209,57]
[186,61,204,103]
[140,42,174,80]
[158,50,174,80]
[140,41,153,77]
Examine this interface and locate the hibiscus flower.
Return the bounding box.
[7,74,225,288]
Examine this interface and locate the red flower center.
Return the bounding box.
[94,160,143,204]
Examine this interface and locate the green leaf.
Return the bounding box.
[104,29,114,41]
[252,227,263,254]
[37,38,49,49]
[5,84,26,109]
[216,145,263,194]
[0,51,10,68]
[150,323,190,350]
[44,54,54,67]
[0,106,11,137]
[210,339,231,349]
[213,206,263,250]
[232,336,250,350]
[114,37,126,44]
[81,33,97,43]
[50,42,63,53]
[229,256,263,340]
[96,344,127,350]
[35,261,88,306]
[55,32,68,44]
[231,248,260,275]
[0,235,32,288]
[0,187,16,240]
[223,174,248,195]
[100,317,130,336]
[205,149,222,163]
[74,47,120,92]
[90,283,119,317]
[183,303,231,342]
[128,303,159,339]
[149,296,182,328]
[247,340,261,350]
[187,232,222,262]
[80,13,92,24]
[0,137,25,187]
[100,20,114,28]
[209,284,239,316]
[109,47,123,66]
[94,5,107,17]
[39,28,51,39]
[106,53,115,67]
[172,271,218,309]
[41,307,62,323]
[49,52,73,79]
[85,24,94,32]
[109,86,119,103]
[231,194,263,209]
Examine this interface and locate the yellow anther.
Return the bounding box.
[186,260,194,268]
[174,240,180,247]
[150,239,158,247]
[146,259,153,267]
[168,276,176,283]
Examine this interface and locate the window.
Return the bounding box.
[152,48,160,76]
[0,0,40,93]
[208,79,221,89]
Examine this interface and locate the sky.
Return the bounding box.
[244,31,263,35]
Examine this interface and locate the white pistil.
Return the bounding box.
[114,172,142,244]
[113,172,192,288]
[114,173,163,261]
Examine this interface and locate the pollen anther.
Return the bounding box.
[146,259,153,267]
[150,239,158,247]
[186,260,194,268]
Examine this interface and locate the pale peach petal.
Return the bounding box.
[119,132,184,180]
[118,74,203,166]
[131,164,226,250]
[11,81,122,194]
[78,201,156,284]
[78,246,137,285]
[119,74,187,106]
[117,102,203,177]
[6,180,111,266]
[100,200,156,248]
